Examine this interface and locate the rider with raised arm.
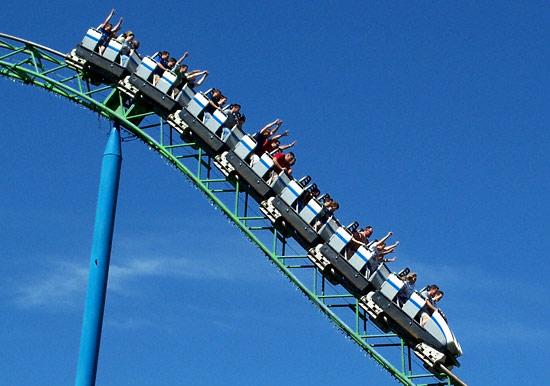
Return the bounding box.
[249,119,288,165]
[152,51,171,84]
[365,232,399,273]
[345,226,373,258]
[97,9,123,54]
[252,119,283,154]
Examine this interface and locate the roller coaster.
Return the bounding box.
[0,30,468,386]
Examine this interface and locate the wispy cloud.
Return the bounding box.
[11,254,241,311]
[109,256,235,288]
[12,260,88,310]
[8,210,288,314]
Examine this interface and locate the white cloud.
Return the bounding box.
[12,260,88,310]
[122,256,234,279]
[11,254,238,311]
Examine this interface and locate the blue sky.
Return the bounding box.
[1,1,549,385]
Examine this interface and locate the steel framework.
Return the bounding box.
[0,32,464,386]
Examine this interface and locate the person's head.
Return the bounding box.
[167,58,177,68]
[218,95,227,106]
[434,290,444,302]
[406,273,417,284]
[212,89,221,97]
[124,31,134,40]
[271,139,281,148]
[231,104,241,113]
[285,152,296,166]
[238,114,246,126]
[131,40,140,50]
[161,51,170,59]
[428,284,439,296]
[324,197,333,207]
[330,201,339,211]
[179,64,189,73]
[104,23,113,32]
[311,187,320,197]
[376,241,386,251]
[363,226,373,238]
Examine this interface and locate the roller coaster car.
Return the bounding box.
[308,217,396,295]
[215,134,286,199]
[307,223,374,295]
[127,55,180,114]
[178,92,231,152]
[260,177,325,248]
[66,29,140,84]
[169,88,246,156]
[360,270,463,369]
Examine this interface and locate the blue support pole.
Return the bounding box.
[75,124,122,386]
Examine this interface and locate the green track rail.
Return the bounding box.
[0,32,463,386]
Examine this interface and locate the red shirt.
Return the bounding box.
[273,152,290,173]
[261,139,278,155]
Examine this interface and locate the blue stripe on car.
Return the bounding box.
[287,184,300,198]
[259,157,270,169]
[305,203,319,215]
[213,113,223,125]
[142,61,154,72]
[86,33,99,42]
[161,75,174,85]
[192,97,206,109]
[106,44,120,54]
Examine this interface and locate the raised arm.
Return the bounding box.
[271,130,289,141]
[112,17,123,33]
[385,240,399,250]
[260,119,280,135]
[377,231,393,245]
[193,71,208,86]
[176,52,189,65]
[270,119,283,136]
[380,247,394,257]
[279,140,296,151]
[99,9,115,28]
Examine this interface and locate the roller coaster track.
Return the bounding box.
[0,32,466,386]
